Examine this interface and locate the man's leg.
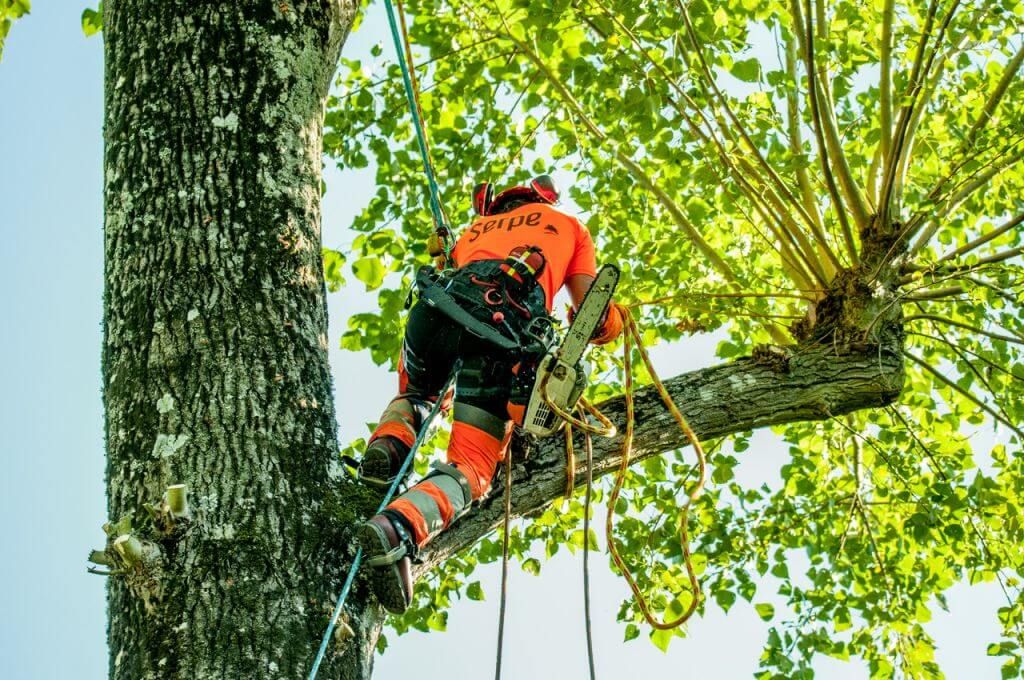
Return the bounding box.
[360,302,459,487]
[360,353,514,613]
[384,401,510,547]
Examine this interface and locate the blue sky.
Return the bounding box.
[0,3,1006,678]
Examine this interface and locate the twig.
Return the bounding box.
[936,212,1024,263]
[792,0,858,259]
[785,31,826,236]
[905,350,1024,439]
[904,313,1024,345]
[879,0,895,168]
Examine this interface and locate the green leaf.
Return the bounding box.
[351,256,386,291]
[466,581,485,601]
[754,603,775,621]
[650,627,674,653]
[731,58,761,82]
[81,3,102,37]
[713,7,729,28]
[426,611,447,631]
[715,589,736,612]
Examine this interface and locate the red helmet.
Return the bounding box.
[472,175,560,216]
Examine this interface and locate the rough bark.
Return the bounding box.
[102,1,361,678]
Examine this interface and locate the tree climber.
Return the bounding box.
[355,174,625,614]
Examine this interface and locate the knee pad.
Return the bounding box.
[422,461,474,520]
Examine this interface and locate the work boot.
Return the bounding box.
[359,436,413,489]
[357,514,416,614]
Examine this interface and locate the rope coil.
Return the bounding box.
[606,310,707,629]
[547,308,708,631]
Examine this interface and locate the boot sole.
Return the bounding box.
[359,450,410,490]
[356,522,412,614]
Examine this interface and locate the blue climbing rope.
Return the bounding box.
[382,0,451,252]
[308,374,455,679]
[309,3,458,675]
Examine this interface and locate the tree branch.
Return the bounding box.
[937,211,1024,263]
[785,30,827,239]
[678,1,837,263]
[879,0,895,169]
[582,1,819,288]
[907,145,1024,254]
[904,313,1024,345]
[878,0,941,224]
[503,34,740,287]
[806,4,873,233]
[963,42,1024,153]
[418,342,905,573]
[905,350,1024,440]
[791,0,858,259]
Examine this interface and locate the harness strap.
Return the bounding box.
[414,267,522,352]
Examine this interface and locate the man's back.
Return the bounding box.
[452,203,597,310]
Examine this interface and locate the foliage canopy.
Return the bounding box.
[323,0,1024,675]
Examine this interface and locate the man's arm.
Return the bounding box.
[565,273,624,345]
[566,273,596,310]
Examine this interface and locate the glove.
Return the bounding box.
[590,302,626,345]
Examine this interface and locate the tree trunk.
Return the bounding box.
[101,2,364,677]
[101,3,908,679]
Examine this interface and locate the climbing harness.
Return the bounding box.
[412,259,552,355]
[308,374,456,680]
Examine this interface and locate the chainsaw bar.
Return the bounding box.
[520,265,619,438]
[559,264,620,366]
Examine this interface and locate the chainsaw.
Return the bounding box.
[522,264,620,438]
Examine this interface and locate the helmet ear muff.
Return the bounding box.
[530,174,560,204]
[473,181,494,216]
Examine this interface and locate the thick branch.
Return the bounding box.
[418,342,904,574]
[879,0,895,168]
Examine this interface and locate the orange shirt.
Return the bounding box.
[452,203,597,310]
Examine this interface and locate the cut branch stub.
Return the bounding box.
[165,484,190,519]
[113,534,145,566]
[88,549,113,567]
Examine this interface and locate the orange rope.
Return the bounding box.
[541,367,616,437]
[553,306,706,630]
[564,423,576,498]
[605,309,707,629]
